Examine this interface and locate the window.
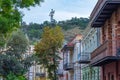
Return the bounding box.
[108,73,114,80]
[111,75,114,80]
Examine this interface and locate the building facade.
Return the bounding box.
[63,44,74,80]
[73,35,82,80]
[90,0,120,80]
[79,24,100,80]
[57,50,64,80]
[62,34,82,80]
[26,45,47,80]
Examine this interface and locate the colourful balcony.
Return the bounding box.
[78,53,90,64]
[63,63,74,71]
[90,0,120,27]
[91,40,120,66]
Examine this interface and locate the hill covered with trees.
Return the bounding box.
[21,17,89,43]
[58,17,89,30]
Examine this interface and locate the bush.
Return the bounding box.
[6,72,27,80]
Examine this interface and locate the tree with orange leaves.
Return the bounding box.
[34,26,64,80]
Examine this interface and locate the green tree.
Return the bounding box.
[0,0,44,34]
[21,22,43,43]
[6,72,27,80]
[0,0,44,50]
[34,26,64,80]
[0,30,36,78]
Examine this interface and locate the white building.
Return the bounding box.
[62,34,82,80]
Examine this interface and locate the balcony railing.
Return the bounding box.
[78,52,90,64]
[63,63,74,71]
[56,69,63,76]
[91,40,120,66]
[36,72,46,77]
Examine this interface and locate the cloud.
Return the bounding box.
[21,0,98,23]
[54,11,88,21]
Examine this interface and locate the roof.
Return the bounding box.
[61,34,82,51]
[90,0,120,27]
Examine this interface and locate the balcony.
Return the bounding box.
[36,72,46,77]
[56,69,63,76]
[91,40,120,66]
[78,53,90,64]
[63,63,74,71]
[90,0,120,27]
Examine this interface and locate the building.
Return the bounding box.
[57,50,64,80]
[73,35,82,80]
[90,0,120,80]
[26,45,47,80]
[62,34,82,80]
[35,65,46,80]
[79,23,100,80]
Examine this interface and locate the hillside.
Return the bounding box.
[58,17,89,30]
[63,27,84,41]
[21,17,89,43]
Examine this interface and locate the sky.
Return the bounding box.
[21,0,98,24]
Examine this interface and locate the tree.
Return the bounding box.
[0,0,44,34]
[0,0,44,50]
[21,22,43,43]
[34,26,64,80]
[0,30,36,79]
[6,72,27,80]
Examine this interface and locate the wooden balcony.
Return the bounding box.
[90,0,120,27]
[63,63,74,71]
[91,40,120,66]
[78,52,90,64]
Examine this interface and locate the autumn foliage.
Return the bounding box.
[35,26,64,54]
[34,26,64,80]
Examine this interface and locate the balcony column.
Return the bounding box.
[111,11,117,56]
[110,7,120,56]
[105,20,112,56]
[68,51,70,64]
[101,66,104,80]
[101,25,106,44]
[101,27,104,44]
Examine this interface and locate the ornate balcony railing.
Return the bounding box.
[91,40,120,66]
[78,52,90,64]
[63,63,74,71]
[36,72,46,77]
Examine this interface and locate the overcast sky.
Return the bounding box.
[21,0,98,24]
